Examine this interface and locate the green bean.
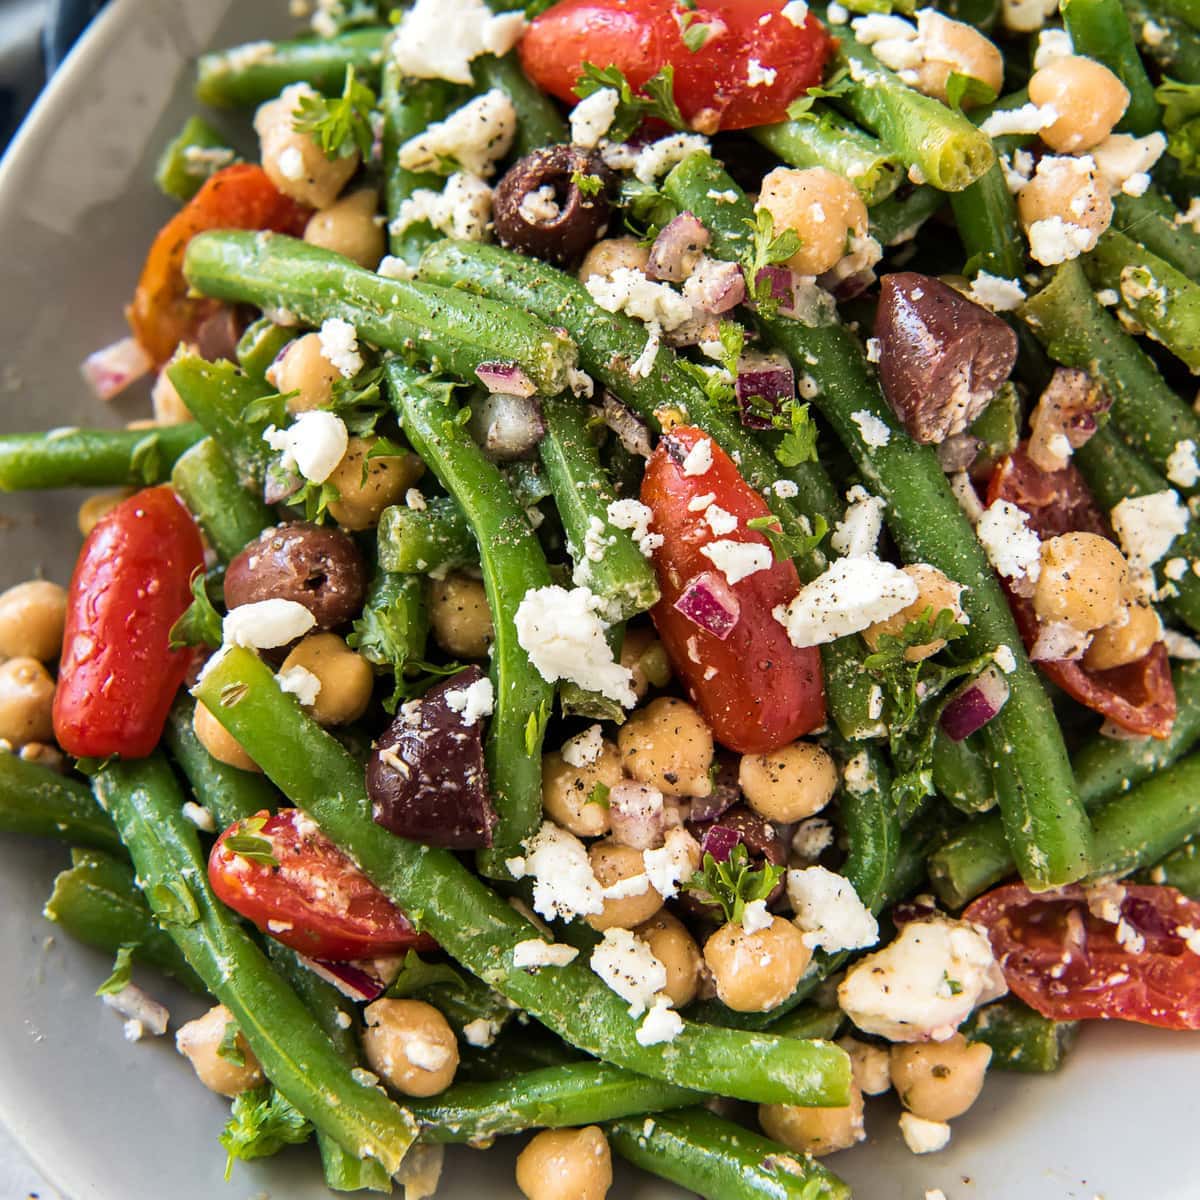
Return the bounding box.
[1074,426,1200,633]
[349,570,430,678]
[1156,0,1200,27]
[185,232,578,397]
[539,397,660,621]
[194,648,853,1108]
[665,151,1092,892]
[1114,189,1200,279]
[387,361,555,850]
[1082,229,1200,373]
[236,316,297,384]
[43,848,204,991]
[832,28,995,192]
[609,1109,851,1200]
[1063,0,1160,134]
[751,109,904,205]
[0,423,203,492]
[962,999,1079,1073]
[837,741,900,913]
[1021,260,1200,488]
[969,382,1022,475]
[950,161,1025,280]
[92,755,419,1173]
[412,1062,699,1144]
[377,497,479,573]
[933,730,996,815]
[458,1028,583,1083]
[1141,838,1200,896]
[868,184,944,247]
[171,437,274,563]
[1122,0,1200,79]
[0,753,122,854]
[764,1004,844,1042]
[154,115,234,203]
[473,53,567,156]
[195,30,388,108]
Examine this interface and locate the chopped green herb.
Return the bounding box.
[386,950,467,999]
[742,208,803,316]
[524,698,552,756]
[945,72,998,114]
[95,945,136,997]
[774,400,820,467]
[292,64,377,160]
[684,843,784,925]
[151,877,201,928]
[746,511,828,563]
[169,569,223,651]
[1156,79,1200,175]
[224,815,280,869]
[573,63,689,141]
[944,972,964,996]
[571,168,606,196]
[676,10,718,52]
[220,1086,313,1178]
[217,1019,247,1068]
[586,781,611,808]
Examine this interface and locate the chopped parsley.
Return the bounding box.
[1156,79,1200,176]
[168,569,223,651]
[292,64,377,160]
[217,1019,247,1068]
[746,511,828,564]
[684,843,784,925]
[220,1086,312,1178]
[742,207,803,316]
[95,945,136,997]
[573,63,688,141]
[223,815,280,869]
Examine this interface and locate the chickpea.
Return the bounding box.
[429,573,494,658]
[577,236,650,282]
[1034,532,1127,632]
[759,1082,865,1157]
[1028,55,1130,153]
[326,437,425,531]
[618,696,713,798]
[915,11,1004,105]
[1017,155,1113,256]
[515,1126,612,1200]
[757,167,868,277]
[738,740,838,824]
[361,999,459,1098]
[838,1036,892,1096]
[304,189,385,269]
[1084,600,1162,671]
[541,742,622,837]
[635,910,702,1008]
[77,489,132,537]
[619,625,670,700]
[175,1004,264,1098]
[280,633,373,726]
[863,565,965,661]
[265,332,342,414]
[890,1034,991,1122]
[151,370,191,425]
[703,916,812,1013]
[193,701,260,773]
[254,85,358,209]
[0,658,55,747]
[0,580,67,662]
[586,840,663,931]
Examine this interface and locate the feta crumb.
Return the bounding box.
[1163,629,1200,660]
[561,724,604,768]
[747,58,778,86]
[775,558,920,647]
[682,438,714,476]
[980,101,1058,138]
[1112,491,1189,575]
[607,498,663,556]
[377,255,416,281]
[585,267,695,332]
[831,485,887,559]
[567,367,595,399]
[398,89,516,177]
[949,471,985,525]
[865,337,882,363]
[838,1036,892,1096]
[900,1113,952,1155]
[277,145,304,181]
[1028,216,1097,266]
[773,479,799,499]
[969,272,1026,313]
[508,822,603,922]
[1091,132,1166,198]
[511,938,580,969]
[1167,440,1200,489]
[317,317,363,378]
[443,675,495,724]
[781,1,810,24]
[391,0,526,84]
[636,994,684,1045]
[742,898,774,934]
[1033,27,1072,68]
[703,504,739,537]
[102,984,169,1038]
[787,866,879,953]
[406,488,427,511]
[263,409,348,484]
[925,1189,949,1200]
[828,2,850,21]
[851,409,891,447]
[590,928,668,1016]
[629,133,711,185]
[643,828,702,899]
[276,664,323,707]
[791,817,835,862]
[1031,618,1093,662]
[571,87,620,148]
[1166,557,1189,581]
[688,492,717,512]
[700,539,773,585]
[518,184,560,225]
[1096,287,1120,306]
[181,802,215,832]
[223,599,316,650]
[391,172,494,241]
[462,1017,501,1047]
[993,644,1018,674]
[977,499,1042,584]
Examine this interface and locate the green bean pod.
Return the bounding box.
[763,1004,845,1042]
[933,730,996,815]
[1141,838,1200,896]
[154,115,235,203]
[236,316,297,383]
[1063,0,1160,134]
[962,999,1079,1073]
[867,184,944,247]
[171,437,274,563]
[0,753,122,853]
[837,741,900,912]
[949,160,1025,280]
[472,53,568,156]
[1114,189,1200,280]
[377,497,479,574]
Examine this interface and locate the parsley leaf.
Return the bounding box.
[217,1019,246,1068]
[571,168,605,196]
[716,320,745,377]
[774,401,819,467]
[385,950,468,999]
[746,511,828,563]
[573,63,689,140]
[169,569,223,651]
[943,972,964,996]
[742,208,803,316]
[586,781,611,808]
[785,71,855,120]
[524,698,551,756]
[1156,79,1200,175]
[292,65,377,160]
[95,945,136,997]
[677,10,718,51]
[348,577,428,710]
[945,72,998,114]
[684,843,784,925]
[285,478,341,524]
[224,815,280,869]
[220,1086,313,1178]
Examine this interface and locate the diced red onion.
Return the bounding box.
[674,571,742,641]
[700,823,743,862]
[755,266,794,307]
[939,666,1010,742]
[299,955,390,1002]
[80,337,153,401]
[475,361,537,398]
[609,781,666,850]
[646,211,710,283]
[735,351,795,430]
[263,462,303,504]
[820,264,876,302]
[892,897,940,926]
[600,392,652,458]
[469,393,545,461]
[689,258,745,314]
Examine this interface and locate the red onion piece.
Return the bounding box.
[754,266,794,308]
[609,781,666,850]
[687,258,745,314]
[674,571,742,641]
[469,393,545,461]
[600,392,652,458]
[700,823,743,862]
[646,211,710,283]
[735,351,795,430]
[299,956,390,1002]
[80,337,153,401]
[475,361,537,398]
[939,666,1010,742]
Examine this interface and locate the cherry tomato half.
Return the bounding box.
[127,163,311,364]
[53,486,205,760]
[209,808,436,962]
[966,883,1200,1029]
[987,445,1176,739]
[520,0,835,133]
[641,425,825,753]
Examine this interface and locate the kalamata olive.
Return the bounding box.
[492,146,613,267]
[682,803,787,917]
[874,272,1018,445]
[366,666,497,849]
[224,522,367,629]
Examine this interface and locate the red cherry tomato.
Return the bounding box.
[987,444,1176,739]
[53,486,205,760]
[519,0,835,133]
[641,425,825,753]
[966,882,1200,1029]
[128,163,311,364]
[209,808,436,962]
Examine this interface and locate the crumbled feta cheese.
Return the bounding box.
[507,821,603,922]
[590,928,668,1016]
[706,187,740,203]
[314,318,362,379]
[1163,629,1200,660]
[511,938,580,969]
[772,479,800,499]
[838,916,1006,1042]
[1027,216,1097,266]
[791,818,835,862]
[406,1037,455,1073]
[276,664,322,707]
[398,89,516,177]
[900,1113,952,1155]
[391,0,526,84]
[993,644,1018,674]
[263,409,348,483]
[585,267,695,332]
[747,58,778,86]
[102,984,169,1038]
[642,828,702,900]
[606,499,662,558]
[787,866,879,952]
[1112,491,1189,574]
[182,802,215,832]
[831,485,887,559]
[223,599,316,650]
[629,133,711,184]
[561,724,604,768]
[838,1035,892,1096]
[1167,440,1200,489]
[741,898,774,934]
[636,994,684,1045]
[828,1,850,21]
[949,471,985,525]
[700,539,773,585]
[377,255,417,280]
[515,585,636,705]
[1096,288,1120,306]
[1166,556,1189,581]
[390,172,494,241]
[1001,148,1035,194]
[981,101,1058,138]
[969,272,1026,313]
[781,0,810,24]
[851,409,892,448]
[1033,27,1072,68]
[682,437,714,476]
[571,87,620,148]
[277,145,304,181]
[406,488,427,511]
[1090,132,1166,198]
[1030,619,1092,662]
[703,504,739,537]
[775,558,920,647]
[518,184,560,225]
[688,492,717,512]
[976,499,1042,584]
[443,675,495,724]
[462,1017,501,1047]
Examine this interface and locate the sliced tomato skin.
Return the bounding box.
[128,163,311,364]
[641,425,825,754]
[966,883,1200,1029]
[209,808,436,962]
[987,444,1176,739]
[519,0,835,132]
